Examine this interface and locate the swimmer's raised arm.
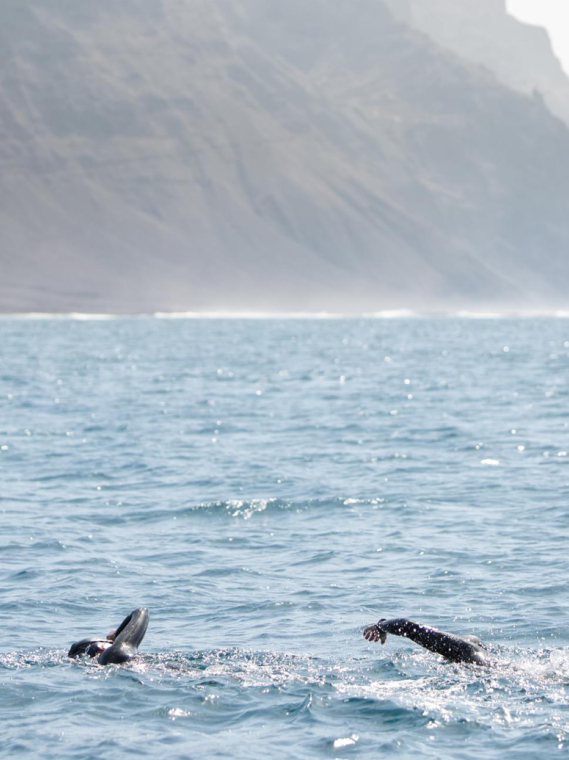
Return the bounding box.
[363,617,488,665]
[106,609,135,642]
[98,608,149,665]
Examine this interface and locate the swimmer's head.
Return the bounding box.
[85,640,112,657]
[68,638,112,658]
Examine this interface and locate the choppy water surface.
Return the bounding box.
[1,315,569,759]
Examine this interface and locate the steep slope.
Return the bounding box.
[1,0,569,312]
[385,0,569,126]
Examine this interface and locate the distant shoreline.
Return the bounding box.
[1,310,568,320]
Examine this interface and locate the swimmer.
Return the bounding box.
[68,608,149,665]
[363,617,489,665]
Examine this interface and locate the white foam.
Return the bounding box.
[66,312,118,321]
[153,311,348,319]
[333,735,359,749]
[455,311,505,319]
[362,309,420,318]
[0,312,121,320]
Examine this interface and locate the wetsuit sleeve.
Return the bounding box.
[68,638,98,658]
[98,608,149,666]
[371,618,486,664]
[112,611,134,639]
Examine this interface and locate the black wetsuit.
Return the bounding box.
[363,617,488,665]
[68,608,149,665]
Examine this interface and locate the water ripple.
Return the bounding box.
[2,317,569,758]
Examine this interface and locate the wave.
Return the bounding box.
[77,497,388,525]
[5,644,569,695]
[3,639,569,757]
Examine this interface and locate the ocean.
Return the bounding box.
[1,314,569,759]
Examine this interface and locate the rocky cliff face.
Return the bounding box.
[2,0,569,312]
[385,0,569,126]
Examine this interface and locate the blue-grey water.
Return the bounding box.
[1,315,569,759]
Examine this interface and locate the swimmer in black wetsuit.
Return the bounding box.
[363,617,489,665]
[68,608,149,665]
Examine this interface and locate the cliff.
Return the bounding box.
[385,0,569,126]
[1,0,569,313]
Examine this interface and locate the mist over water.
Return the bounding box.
[2,316,569,759]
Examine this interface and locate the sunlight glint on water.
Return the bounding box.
[1,316,569,759]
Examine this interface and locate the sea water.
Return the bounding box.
[1,315,569,759]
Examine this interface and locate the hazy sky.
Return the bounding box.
[507,1,569,74]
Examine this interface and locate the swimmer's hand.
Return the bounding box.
[363,620,387,644]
